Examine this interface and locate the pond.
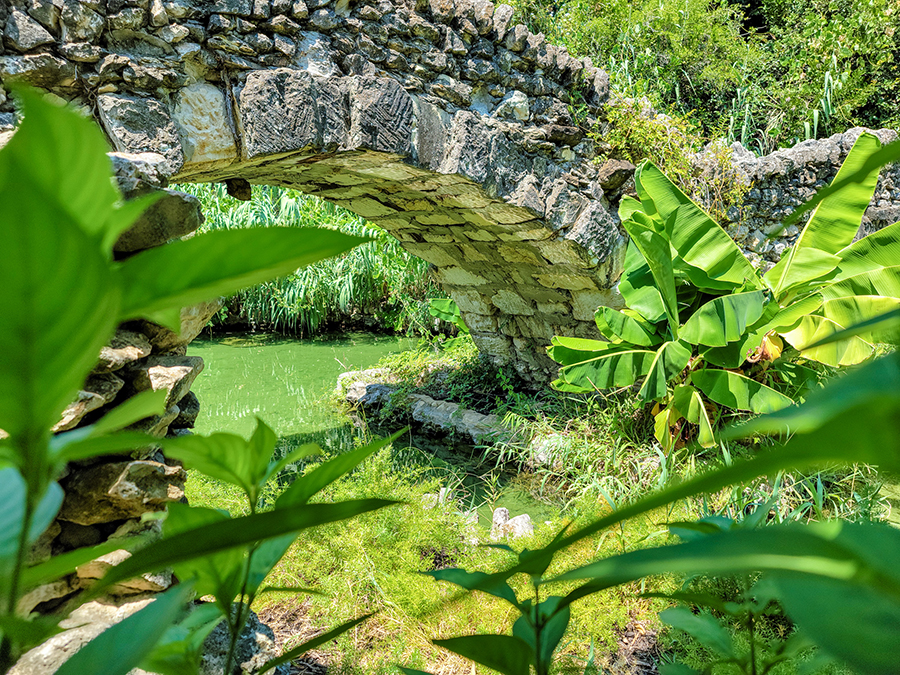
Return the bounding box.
[187,332,559,527]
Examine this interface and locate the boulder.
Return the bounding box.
[58,459,186,525]
[127,355,204,407]
[113,188,204,253]
[93,329,153,374]
[136,299,223,352]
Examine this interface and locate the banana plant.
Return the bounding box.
[549,132,900,451]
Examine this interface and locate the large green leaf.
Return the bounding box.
[617,242,667,324]
[552,343,657,392]
[276,432,401,507]
[764,247,842,298]
[834,220,900,278]
[780,138,900,229]
[659,608,734,658]
[724,350,900,439]
[821,265,900,301]
[691,369,794,414]
[2,89,158,253]
[92,499,396,595]
[636,341,693,402]
[767,133,883,296]
[116,227,368,328]
[635,164,760,287]
[594,307,661,346]
[790,133,883,255]
[781,315,874,366]
[433,635,534,675]
[0,111,120,443]
[56,583,194,675]
[621,213,680,337]
[163,504,244,607]
[138,603,223,675]
[427,568,520,607]
[670,385,715,447]
[822,295,900,344]
[549,522,900,610]
[680,291,766,347]
[512,596,570,671]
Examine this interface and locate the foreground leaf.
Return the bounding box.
[679,291,766,347]
[433,635,534,675]
[116,227,368,328]
[56,583,193,675]
[92,499,396,594]
[691,369,794,414]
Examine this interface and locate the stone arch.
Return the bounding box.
[0,0,629,383]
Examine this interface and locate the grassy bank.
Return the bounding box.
[185,334,882,673]
[178,183,445,337]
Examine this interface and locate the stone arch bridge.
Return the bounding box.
[3,0,899,382]
[1,0,631,383]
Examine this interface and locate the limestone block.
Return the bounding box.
[201,608,286,675]
[26,521,60,566]
[76,549,173,595]
[137,298,224,351]
[128,355,204,407]
[536,239,596,267]
[435,266,488,286]
[453,290,493,315]
[348,75,414,156]
[462,313,495,332]
[497,244,542,265]
[402,243,460,267]
[435,183,493,209]
[93,329,153,374]
[9,596,156,675]
[15,577,80,617]
[533,273,597,291]
[237,68,348,158]
[127,403,179,446]
[0,53,77,87]
[492,4,514,40]
[58,459,186,525]
[4,8,56,51]
[60,0,105,42]
[470,333,513,359]
[97,93,184,175]
[571,289,624,321]
[172,390,199,427]
[114,188,203,252]
[172,82,238,171]
[53,390,106,433]
[294,31,337,76]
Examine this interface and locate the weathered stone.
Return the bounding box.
[97,93,185,174]
[172,82,237,171]
[0,53,76,87]
[201,608,287,675]
[58,459,186,525]
[15,577,80,617]
[128,355,204,407]
[172,389,200,427]
[108,7,146,30]
[138,298,224,351]
[60,0,105,41]
[5,8,56,51]
[490,508,533,540]
[114,188,203,252]
[348,75,414,155]
[9,596,157,674]
[127,403,180,443]
[76,548,173,595]
[27,521,61,567]
[596,159,635,191]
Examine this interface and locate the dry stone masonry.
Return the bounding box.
[2,0,627,384]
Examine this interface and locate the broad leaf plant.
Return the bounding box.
[549,132,900,451]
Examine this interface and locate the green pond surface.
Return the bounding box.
[188,332,559,527]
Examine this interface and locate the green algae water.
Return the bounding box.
[188,331,559,526]
[188,331,415,440]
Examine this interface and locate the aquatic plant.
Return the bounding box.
[178,182,445,337]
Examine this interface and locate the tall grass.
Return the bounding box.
[177,182,445,336]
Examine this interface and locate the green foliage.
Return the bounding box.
[179,183,445,336]
[511,0,900,149]
[0,91,390,674]
[549,132,900,450]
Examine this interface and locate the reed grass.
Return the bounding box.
[177,182,445,336]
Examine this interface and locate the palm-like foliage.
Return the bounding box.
[550,132,900,450]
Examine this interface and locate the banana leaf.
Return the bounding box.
[781,315,875,366]
[680,290,767,347]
